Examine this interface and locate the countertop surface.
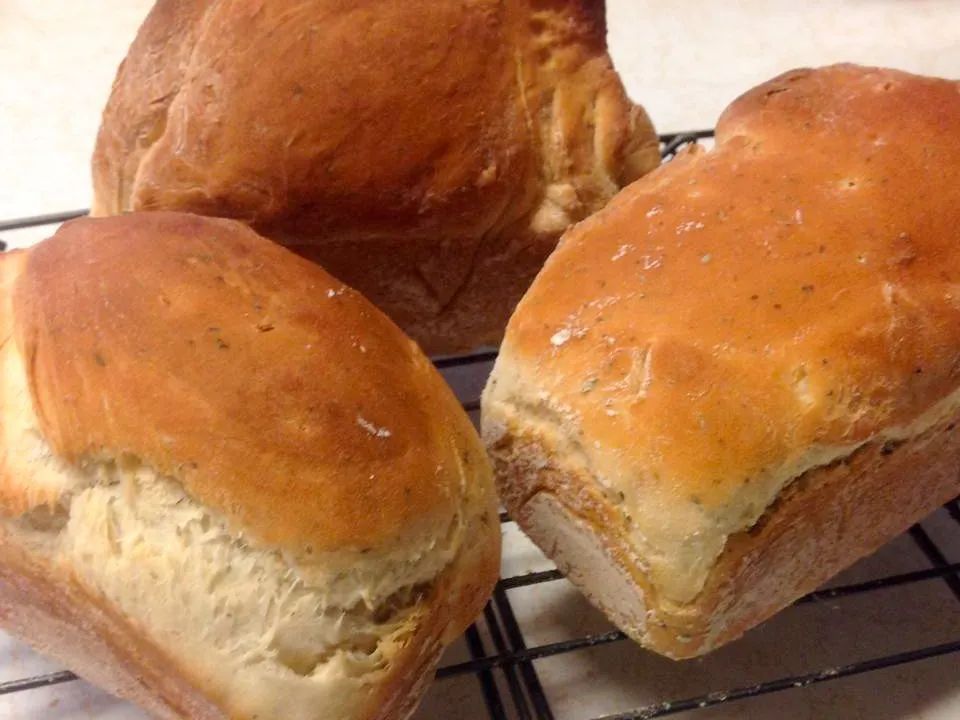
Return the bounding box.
[1,2,960,719]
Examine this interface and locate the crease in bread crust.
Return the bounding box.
[93,0,213,216]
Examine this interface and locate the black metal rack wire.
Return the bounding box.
[1,131,959,719]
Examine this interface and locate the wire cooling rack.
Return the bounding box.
[1,131,959,719]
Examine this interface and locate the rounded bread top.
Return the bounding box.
[488,65,960,600]
[14,212,486,564]
[92,0,654,236]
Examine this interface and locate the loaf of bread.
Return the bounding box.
[0,212,500,718]
[90,0,659,354]
[482,64,960,658]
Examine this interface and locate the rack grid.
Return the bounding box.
[1,130,958,720]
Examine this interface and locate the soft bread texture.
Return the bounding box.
[482,64,960,658]
[0,213,500,719]
[91,0,659,354]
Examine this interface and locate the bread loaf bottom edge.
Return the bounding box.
[489,411,960,658]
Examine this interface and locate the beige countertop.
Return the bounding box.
[1,2,959,719]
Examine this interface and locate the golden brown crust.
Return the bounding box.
[0,213,500,718]
[91,0,209,215]
[484,64,960,656]
[13,212,479,559]
[91,0,659,353]
[496,64,960,508]
[368,507,501,720]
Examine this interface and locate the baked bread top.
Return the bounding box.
[484,64,960,604]
[6,212,495,602]
[91,0,659,352]
[0,212,500,719]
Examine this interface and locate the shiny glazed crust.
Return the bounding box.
[483,64,960,657]
[15,213,477,559]
[0,214,500,718]
[91,0,660,353]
